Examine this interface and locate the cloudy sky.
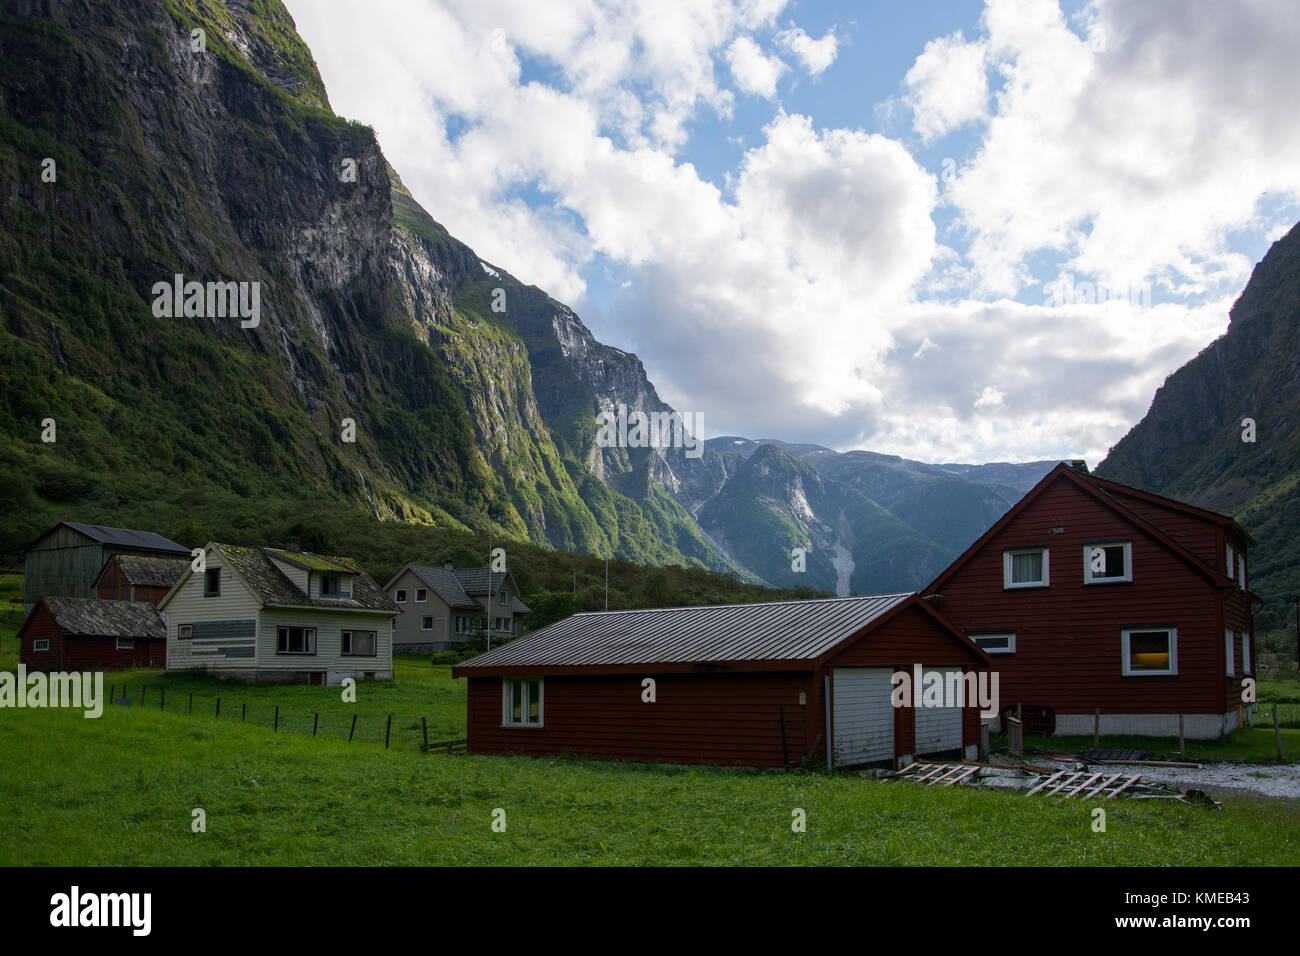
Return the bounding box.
[287,0,1300,465]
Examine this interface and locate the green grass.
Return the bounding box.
[2,700,1298,866]
[96,656,464,752]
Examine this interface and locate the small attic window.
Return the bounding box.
[320,574,341,596]
[204,568,221,596]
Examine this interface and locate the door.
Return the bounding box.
[832,668,894,767]
[914,668,963,755]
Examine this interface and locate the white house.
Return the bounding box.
[160,543,398,684]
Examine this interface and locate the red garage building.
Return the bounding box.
[453,593,991,769]
[18,597,167,670]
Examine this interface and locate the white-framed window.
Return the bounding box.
[502,677,543,727]
[1003,548,1049,589]
[1242,634,1251,674]
[33,638,50,652]
[319,574,343,597]
[116,637,134,650]
[1083,541,1132,584]
[277,626,317,655]
[970,632,1016,654]
[1226,543,1235,580]
[1225,628,1235,676]
[499,589,509,606]
[342,629,377,657]
[178,624,193,640]
[455,615,474,635]
[394,589,407,603]
[1238,554,1247,590]
[421,616,434,630]
[416,588,427,602]
[1121,627,1177,676]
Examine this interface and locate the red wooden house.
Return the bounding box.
[921,462,1257,738]
[454,594,991,769]
[94,554,190,606]
[18,597,167,671]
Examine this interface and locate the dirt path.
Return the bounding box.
[1029,757,1300,800]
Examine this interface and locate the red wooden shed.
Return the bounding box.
[94,553,190,606]
[18,597,167,671]
[453,594,991,769]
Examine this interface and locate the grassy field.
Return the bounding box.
[2,697,1299,866]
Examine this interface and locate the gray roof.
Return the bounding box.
[39,597,166,639]
[456,593,914,670]
[56,522,190,555]
[403,566,531,614]
[105,554,191,589]
[214,545,396,613]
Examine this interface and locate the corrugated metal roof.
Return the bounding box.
[61,522,189,554]
[42,597,166,639]
[457,593,913,669]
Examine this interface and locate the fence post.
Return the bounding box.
[108,684,114,701]
[216,697,221,719]
[1093,708,1099,748]
[188,692,193,714]
[422,716,428,751]
[1275,704,1283,761]
[142,685,147,705]
[242,703,246,722]
[274,705,279,732]
[313,713,319,738]
[348,713,357,743]
[160,688,165,711]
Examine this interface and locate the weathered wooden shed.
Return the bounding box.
[22,522,190,610]
[453,594,991,769]
[94,554,191,606]
[18,597,167,670]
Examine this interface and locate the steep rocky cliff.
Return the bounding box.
[1097,221,1300,632]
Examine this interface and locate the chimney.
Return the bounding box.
[1069,459,1089,474]
[443,560,454,570]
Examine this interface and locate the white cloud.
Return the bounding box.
[973,385,1004,408]
[726,36,788,98]
[775,26,839,75]
[902,31,989,143]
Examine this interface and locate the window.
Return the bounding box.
[1238,554,1247,590]
[502,677,543,727]
[276,626,317,655]
[1226,543,1235,580]
[1225,629,1235,676]
[499,589,509,606]
[1242,634,1251,674]
[421,616,434,631]
[320,575,341,596]
[178,624,193,640]
[494,616,512,632]
[33,638,49,652]
[1121,627,1177,676]
[416,588,427,602]
[455,615,475,635]
[1003,548,1049,588]
[394,589,407,603]
[116,637,134,650]
[970,632,1016,654]
[342,630,377,657]
[204,568,221,596]
[1083,541,1131,584]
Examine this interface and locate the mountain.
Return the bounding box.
[0,0,1060,601]
[1096,221,1300,636]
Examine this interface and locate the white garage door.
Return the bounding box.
[914,668,963,755]
[832,668,894,767]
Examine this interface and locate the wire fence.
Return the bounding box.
[103,681,466,754]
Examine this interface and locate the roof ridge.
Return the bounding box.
[567,592,914,618]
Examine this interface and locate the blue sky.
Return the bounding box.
[288,0,1300,465]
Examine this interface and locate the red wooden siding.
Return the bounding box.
[94,559,171,606]
[927,475,1236,717]
[467,671,815,767]
[17,604,165,671]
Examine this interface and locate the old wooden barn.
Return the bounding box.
[453,594,991,769]
[21,522,190,610]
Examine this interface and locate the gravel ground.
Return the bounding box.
[1026,757,1300,800]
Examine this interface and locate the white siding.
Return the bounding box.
[914,669,964,755]
[267,556,308,593]
[162,547,261,671]
[832,668,894,766]
[258,607,394,678]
